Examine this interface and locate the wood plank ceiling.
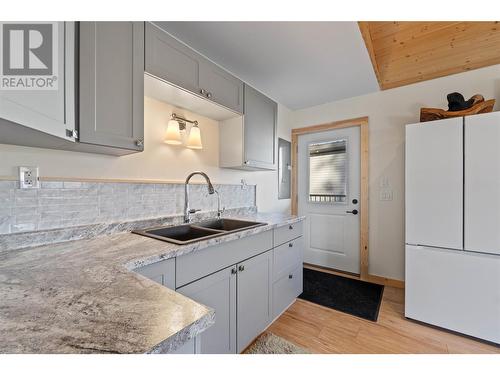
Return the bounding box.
[358,21,500,90]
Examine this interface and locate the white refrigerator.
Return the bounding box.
[405,112,500,344]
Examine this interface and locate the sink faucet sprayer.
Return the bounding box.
[184,171,215,223]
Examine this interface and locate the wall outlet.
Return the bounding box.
[19,166,40,189]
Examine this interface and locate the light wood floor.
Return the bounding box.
[266,286,500,354]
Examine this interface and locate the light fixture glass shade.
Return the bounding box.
[187,124,203,149]
[165,120,182,145]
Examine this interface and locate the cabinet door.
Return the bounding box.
[243,85,277,170]
[237,250,272,353]
[0,22,75,141]
[177,266,237,354]
[405,118,463,249]
[145,22,201,95]
[79,22,144,151]
[199,61,243,113]
[465,112,500,255]
[135,258,176,289]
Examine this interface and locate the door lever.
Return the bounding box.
[346,209,358,215]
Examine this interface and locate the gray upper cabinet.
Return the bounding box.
[219,84,277,170]
[177,265,237,354]
[199,61,243,114]
[236,250,273,352]
[145,22,201,94]
[145,22,243,114]
[244,85,277,169]
[79,22,144,153]
[0,22,76,145]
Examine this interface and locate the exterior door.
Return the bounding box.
[236,250,272,353]
[176,265,237,354]
[405,117,463,250]
[297,126,360,274]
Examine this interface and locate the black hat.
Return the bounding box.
[447,92,475,112]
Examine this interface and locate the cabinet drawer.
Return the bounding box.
[135,258,176,289]
[273,237,303,282]
[273,265,303,319]
[274,221,303,247]
[176,230,273,288]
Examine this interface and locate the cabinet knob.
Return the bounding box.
[346,209,358,215]
[135,139,144,147]
[238,265,245,272]
[200,89,207,95]
[288,274,293,279]
[231,268,237,275]
[289,242,293,247]
[289,225,293,230]
[206,92,212,99]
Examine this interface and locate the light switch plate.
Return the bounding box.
[19,166,40,189]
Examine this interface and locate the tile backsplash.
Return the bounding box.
[0,180,256,234]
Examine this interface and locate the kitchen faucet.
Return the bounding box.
[184,171,215,223]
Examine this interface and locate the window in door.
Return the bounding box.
[308,139,348,203]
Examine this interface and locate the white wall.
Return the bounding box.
[0,96,294,213]
[292,64,500,281]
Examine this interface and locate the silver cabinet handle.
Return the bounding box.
[200,89,207,95]
[135,139,144,147]
[206,92,212,99]
[238,265,245,272]
[231,267,237,275]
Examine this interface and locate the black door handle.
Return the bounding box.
[346,209,358,215]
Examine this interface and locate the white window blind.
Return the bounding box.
[308,139,347,203]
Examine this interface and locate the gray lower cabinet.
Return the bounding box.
[145,22,243,114]
[273,265,303,319]
[219,84,277,170]
[79,22,144,154]
[135,224,303,354]
[177,265,237,354]
[177,250,272,354]
[0,22,76,146]
[236,250,273,352]
[135,258,176,290]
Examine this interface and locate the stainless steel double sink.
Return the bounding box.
[133,218,267,245]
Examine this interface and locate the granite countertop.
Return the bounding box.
[0,212,304,354]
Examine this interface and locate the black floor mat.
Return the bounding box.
[298,268,384,321]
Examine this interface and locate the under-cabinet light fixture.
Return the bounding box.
[164,113,202,149]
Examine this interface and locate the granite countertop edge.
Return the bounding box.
[0,212,305,354]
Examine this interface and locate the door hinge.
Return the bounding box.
[66,129,78,139]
